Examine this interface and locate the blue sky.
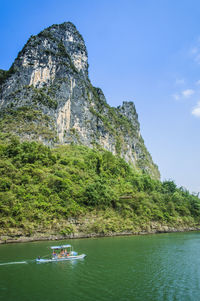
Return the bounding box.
[1,0,200,192]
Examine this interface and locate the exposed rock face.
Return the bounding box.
[0,22,160,179]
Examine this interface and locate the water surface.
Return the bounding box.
[0,232,200,301]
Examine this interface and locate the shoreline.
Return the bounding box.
[1,225,200,244]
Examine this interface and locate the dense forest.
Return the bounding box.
[0,135,200,240]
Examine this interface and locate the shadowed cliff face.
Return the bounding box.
[0,22,160,179]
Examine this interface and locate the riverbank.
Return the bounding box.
[1,224,200,244]
[1,209,200,244]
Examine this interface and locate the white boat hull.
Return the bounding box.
[36,254,86,263]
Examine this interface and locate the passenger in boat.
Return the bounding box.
[52,250,56,258]
[60,249,65,257]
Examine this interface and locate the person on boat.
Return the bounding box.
[52,250,56,258]
[60,249,65,257]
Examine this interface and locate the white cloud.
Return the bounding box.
[172,93,180,100]
[190,38,200,64]
[192,101,200,117]
[172,89,195,101]
[175,78,185,85]
[182,89,194,98]
[195,54,200,64]
[191,47,198,55]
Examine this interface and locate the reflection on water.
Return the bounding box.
[0,232,200,301]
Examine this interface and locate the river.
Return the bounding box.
[0,232,200,301]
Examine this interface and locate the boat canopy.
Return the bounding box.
[50,244,71,250]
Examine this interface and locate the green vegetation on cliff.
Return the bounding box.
[0,107,57,143]
[0,137,200,238]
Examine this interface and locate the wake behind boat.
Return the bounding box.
[36,244,86,263]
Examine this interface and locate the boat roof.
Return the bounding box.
[50,244,71,250]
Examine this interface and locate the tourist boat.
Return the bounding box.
[36,244,86,263]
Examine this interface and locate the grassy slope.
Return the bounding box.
[0,137,200,239]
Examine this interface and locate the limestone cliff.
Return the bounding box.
[0,22,160,179]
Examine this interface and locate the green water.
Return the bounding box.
[0,232,200,301]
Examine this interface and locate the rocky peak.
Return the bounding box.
[0,22,160,179]
[117,101,140,133]
[118,101,138,121]
[39,22,88,75]
[0,22,88,101]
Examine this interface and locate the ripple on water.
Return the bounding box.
[1,233,200,301]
